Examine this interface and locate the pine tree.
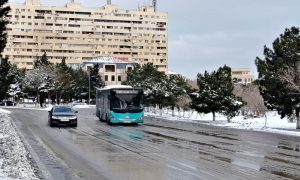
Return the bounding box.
[89,64,104,101]
[165,74,189,116]
[22,66,52,107]
[0,0,10,54]
[71,68,89,101]
[124,63,168,107]
[59,57,67,68]
[34,52,50,67]
[0,0,10,100]
[190,65,244,121]
[7,64,25,102]
[256,27,300,129]
[53,63,73,103]
[0,59,12,100]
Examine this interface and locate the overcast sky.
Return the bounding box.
[9,0,300,79]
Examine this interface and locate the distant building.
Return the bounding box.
[3,0,168,73]
[231,68,255,84]
[82,56,137,85]
[168,71,179,76]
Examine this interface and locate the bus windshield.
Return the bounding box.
[110,90,143,111]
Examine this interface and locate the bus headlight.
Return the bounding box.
[110,115,116,120]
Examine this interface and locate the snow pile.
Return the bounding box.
[0,109,39,180]
[72,104,96,109]
[0,109,11,114]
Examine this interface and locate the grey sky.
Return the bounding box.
[9,0,300,79]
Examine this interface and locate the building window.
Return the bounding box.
[105,65,115,72]
[105,75,108,81]
[111,75,115,82]
[118,75,121,82]
[126,66,133,71]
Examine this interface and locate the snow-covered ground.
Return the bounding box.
[0,109,39,180]
[0,105,299,179]
[145,109,300,136]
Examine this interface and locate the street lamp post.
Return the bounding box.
[88,69,91,105]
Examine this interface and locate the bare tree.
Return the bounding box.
[278,63,300,123]
[187,79,198,89]
[233,83,267,118]
[279,62,300,93]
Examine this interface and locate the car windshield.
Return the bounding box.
[53,106,74,113]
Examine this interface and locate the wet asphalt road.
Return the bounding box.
[8,108,300,180]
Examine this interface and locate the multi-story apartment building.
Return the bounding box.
[3,0,168,72]
[231,68,255,84]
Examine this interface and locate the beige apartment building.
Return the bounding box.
[231,68,255,84]
[3,0,168,72]
[82,56,137,85]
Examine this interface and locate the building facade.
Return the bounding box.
[3,0,168,72]
[231,68,255,84]
[82,56,136,85]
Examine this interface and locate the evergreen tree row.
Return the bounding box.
[0,52,105,106]
[124,63,244,120]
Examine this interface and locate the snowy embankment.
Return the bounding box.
[145,109,300,137]
[0,109,39,180]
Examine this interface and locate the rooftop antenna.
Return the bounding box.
[107,0,111,5]
[153,0,157,12]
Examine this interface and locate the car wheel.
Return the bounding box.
[98,111,103,121]
[106,113,111,125]
[49,120,54,127]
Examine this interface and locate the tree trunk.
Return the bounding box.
[159,104,163,116]
[212,111,216,121]
[48,93,51,107]
[56,92,58,105]
[227,116,231,123]
[36,91,39,108]
[171,106,175,117]
[296,109,300,129]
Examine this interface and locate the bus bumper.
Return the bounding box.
[109,112,144,124]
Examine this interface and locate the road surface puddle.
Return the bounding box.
[232,159,261,171]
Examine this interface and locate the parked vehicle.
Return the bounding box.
[5,101,16,106]
[48,105,78,127]
[0,100,16,106]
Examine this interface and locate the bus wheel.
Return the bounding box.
[106,113,111,125]
[98,112,102,121]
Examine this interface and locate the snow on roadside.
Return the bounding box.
[0,108,40,180]
[12,103,95,111]
[0,109,11,114]
[145,109,300,137]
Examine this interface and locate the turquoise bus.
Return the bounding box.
[96,85,144,125]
